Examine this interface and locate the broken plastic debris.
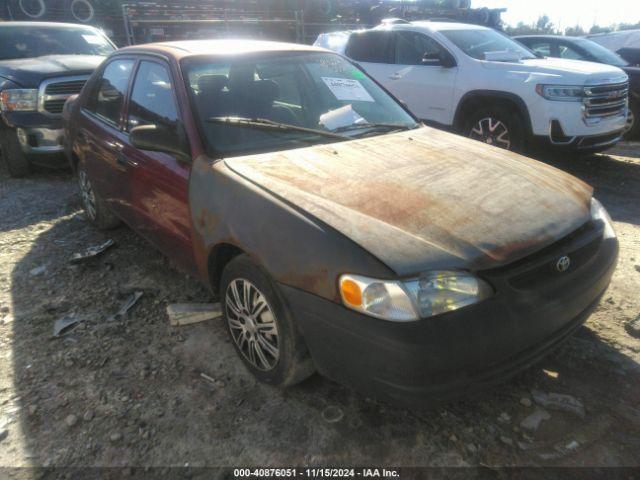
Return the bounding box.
[167,303,222,327]
[69,239,115,264]
[200,372,216,384]
[520,408,551,432]
[107,291,143,322]
[531,390,586,419]
[53,314,83,338]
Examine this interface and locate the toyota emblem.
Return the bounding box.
[556,256,571,273]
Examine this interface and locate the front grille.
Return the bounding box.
[38,76,89,116]
[583,82,628,120]
[43,99,67,114]
[481,221,604,291]
[44,79,87,96]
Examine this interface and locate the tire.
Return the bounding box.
[77,164,121,230]
[220,255,315,387]
[69,0,95,23]
[624,100,640,140]
[0,129,30,177]
[8,0,46,19]
[464,106,525,152]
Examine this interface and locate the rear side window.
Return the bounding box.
[86,59,134,126]
[395,31,448,65]
[345,31,393,64]
[127,61,179,131]
[526,41,552,57]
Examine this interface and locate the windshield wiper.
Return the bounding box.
[331,122,417,135]
[206,116,348,141]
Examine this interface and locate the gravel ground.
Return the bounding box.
[0,143,639,473]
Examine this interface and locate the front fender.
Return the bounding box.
[188,156,394,302]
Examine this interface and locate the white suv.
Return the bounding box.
[315,22,629,153]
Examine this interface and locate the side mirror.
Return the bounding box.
[439,52,457,68]
[421,52,441,66]
[130,124,190,162]
[421,52,457,68]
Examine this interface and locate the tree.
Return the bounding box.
[589,25,611,34]
[565,25,586,37]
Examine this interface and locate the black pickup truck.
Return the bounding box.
[0,22,115,176]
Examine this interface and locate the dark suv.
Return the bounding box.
[515,35,640,139]
[0,22,115,176]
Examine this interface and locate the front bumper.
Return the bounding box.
[15,126,65,154]
[281,222,618,407]
[2,112,65,157]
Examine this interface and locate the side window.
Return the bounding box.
[86,59,134,126]
[528,42,552,57]
[127,61,179,131]
[395,31,446,65]
[558,43,585,60]
[345,31,393,64]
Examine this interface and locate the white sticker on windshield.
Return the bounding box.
[321,77,374,103]
[82,34,104,45]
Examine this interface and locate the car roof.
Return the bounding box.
[515,35,582,40]
[397,21,491,32]
[0,21,99,29]
[118,39,327,59]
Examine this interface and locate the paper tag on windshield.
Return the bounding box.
[319,104,366,130]
[321,77,374,103]
[82,34,103,45]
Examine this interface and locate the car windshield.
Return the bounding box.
[182,51,419,157]
[441,28,537,61]
[573,38,629,67]
[0,26,115,60]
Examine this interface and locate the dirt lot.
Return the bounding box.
[0,143,639,473]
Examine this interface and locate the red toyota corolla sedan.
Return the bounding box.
[63,40,618,406]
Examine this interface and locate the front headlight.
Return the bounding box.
[0,89,38,112]
[339,271,493,322]
[591,198,616,239]
[535,84,584,102]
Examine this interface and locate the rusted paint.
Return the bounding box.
[222,126,592,276]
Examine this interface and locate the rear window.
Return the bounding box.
[346,31,393,64]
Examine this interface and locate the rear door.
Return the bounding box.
[387,30,458,124]
[345,30,397,92]
[119,59,195,271]
[79,58,135,218]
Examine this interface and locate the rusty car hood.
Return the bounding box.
[224,127,592,275]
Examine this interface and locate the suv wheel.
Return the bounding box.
[464,107,524,152]
[624,101,639,140]
[77,165,121,229]
[0,130,30,177]
[220,255,315,386]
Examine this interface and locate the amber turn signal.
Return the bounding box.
[340,278,362,307]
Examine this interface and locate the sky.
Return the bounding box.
[476,0,639,30]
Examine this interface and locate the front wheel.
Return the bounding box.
[464,107,525,152]
[624,100,639,140]
[77,164,121,230]
[220,255,315,386]
[0,129,30,177]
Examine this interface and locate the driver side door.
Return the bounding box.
[119,58,195,272]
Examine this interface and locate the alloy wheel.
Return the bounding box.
[625,108,636,134]
[78,170,97,221]
[225,279,280,371]
[469,117,511,150]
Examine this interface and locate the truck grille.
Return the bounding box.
[38,76,89,116]
[583,82,628,121]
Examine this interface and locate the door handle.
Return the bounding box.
[116,152,128,166]
[390,73,402,80]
